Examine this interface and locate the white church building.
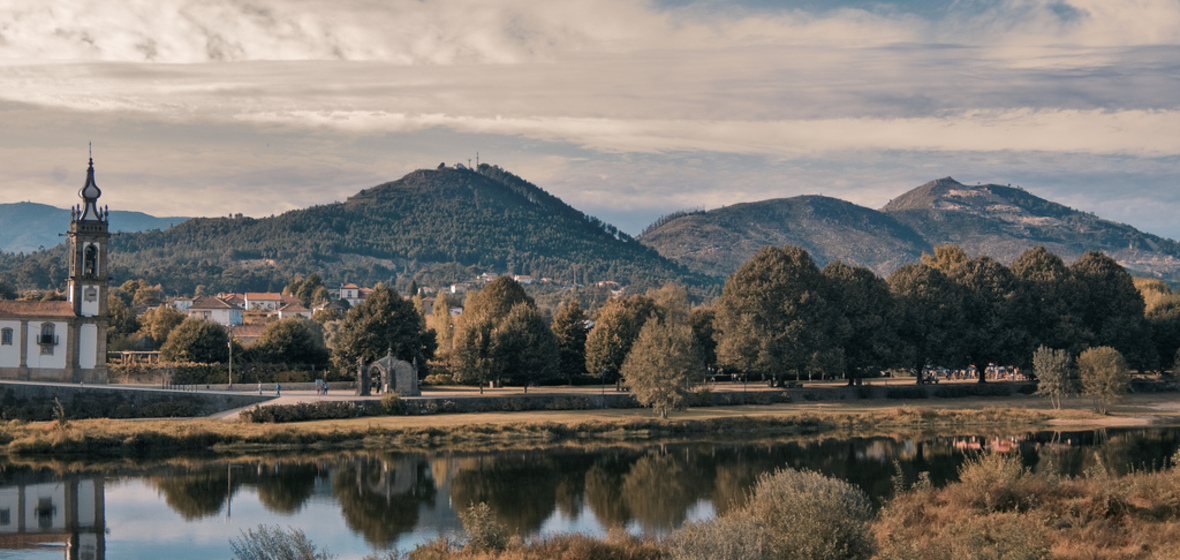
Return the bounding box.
[0,157,110,383]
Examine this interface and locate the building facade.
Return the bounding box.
[0,158,109,382]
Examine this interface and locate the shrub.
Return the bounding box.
[674,468,873,560]
[380,392,403,415]
[744,468,875,560]
[669,513,771,560]
[886,387,928,399]
[458,502,507,552]
[933,384,1012,398]
[955,453,1032,512]
[230,524,333,560]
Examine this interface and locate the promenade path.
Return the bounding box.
[202,376,971,420]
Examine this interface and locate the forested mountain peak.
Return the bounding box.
[637,194,930,277]
[0,163,711,295]
[882,178,1180,277]
[639,177,1180,282]
[882,177,1077,220]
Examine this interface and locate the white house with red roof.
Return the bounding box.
[187,296,244,326]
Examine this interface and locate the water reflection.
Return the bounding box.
[0,470,105,560]
[1,427,1178,558]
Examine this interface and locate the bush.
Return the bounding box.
[230,524,332,560]
[933,384,1013,398]
[673,468,874,560]
[458,502,507,552]
[886,387,929,399]
[380,392,403,414]
[240,401,375,423]
[955,453,1033,512]
[669,513,771,560]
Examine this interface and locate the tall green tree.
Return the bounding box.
[949,255,1027,382]
[1147,299,1180,372]
[428,292,458,362]
[1010,246,1079,359]
[888,263,967,383]
[822,261,898,384]
[551,300,589,383]
[1032,345,1075,409]
[161,318,231,364]
[621,320,702,418]
[585,294,659,384]
[331,284,436,376]
[451,277,558,389]
[920,243,969,274]
[1069,251,1156,370]
[138,305,187,347]
[688,306,719,372]
[283,273,328,307]
[714,245,838,385]
[1077,346,1130,414]
[252,318,330,367]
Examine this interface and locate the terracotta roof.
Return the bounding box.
[0,300,75,318]
[189,296,243,310]
[230,324,267,342]
[245,292,284,300]
[341,283,360,289]
[278,302,310,313]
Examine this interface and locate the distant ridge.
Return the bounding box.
[0,164,713,295]
[0,201,188,254]
[640,177,1180,281]
[637,195,930,277]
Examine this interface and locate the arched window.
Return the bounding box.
[83,244,98,277]
[1,327,12,346]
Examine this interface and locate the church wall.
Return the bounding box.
[24,320,68,370]
[0,320,19,368]
[79,323,98,370]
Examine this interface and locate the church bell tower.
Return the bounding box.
[68,157,111,318]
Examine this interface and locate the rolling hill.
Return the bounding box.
[0,164,714,295]
[639,177,1180,281]
[636,196,931,277]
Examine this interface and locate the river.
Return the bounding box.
[2,427,1178,560]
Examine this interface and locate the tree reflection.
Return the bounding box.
[332,455,436,546]
[449,453,562,536]
[255,462,323,514]
[621,451,711,531]
[584,458,632,528]
[151,467,240,520]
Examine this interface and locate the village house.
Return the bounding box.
[186,296,244,326]
[276,301,312,319]
[243,292,287,311]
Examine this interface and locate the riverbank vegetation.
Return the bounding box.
[0,403,1054,457]
[244,449,1180,560]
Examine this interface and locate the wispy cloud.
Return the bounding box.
[1,0,1179,238]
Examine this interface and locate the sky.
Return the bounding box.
[1,0,1179,238]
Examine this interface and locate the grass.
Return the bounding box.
[0,399,1060,458]
[5,391,1177,458]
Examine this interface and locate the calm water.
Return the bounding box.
[2,427,1178,560]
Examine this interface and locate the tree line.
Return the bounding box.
[105,242,1176,414]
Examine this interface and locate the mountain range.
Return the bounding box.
[0,164,708,295]
[3,170,1179,295]
[0,201,188,254]
[638,177,1180,282]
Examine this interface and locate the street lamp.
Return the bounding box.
[227,325,234,389]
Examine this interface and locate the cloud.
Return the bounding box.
[2,0,1180,241]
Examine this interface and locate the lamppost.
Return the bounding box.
[227,325,234,389]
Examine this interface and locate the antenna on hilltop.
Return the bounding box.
[476,151,480,168]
